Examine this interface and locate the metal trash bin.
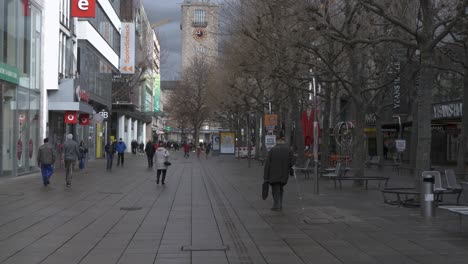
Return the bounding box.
[421,171,436,218]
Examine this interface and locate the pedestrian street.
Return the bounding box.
[0,152,468,264]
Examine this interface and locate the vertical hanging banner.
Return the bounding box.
[153,74,161,112]
[71,0,96,18]
[120,22,135,74]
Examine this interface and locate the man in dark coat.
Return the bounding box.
[263,138,293,211]
[145,140,156,168]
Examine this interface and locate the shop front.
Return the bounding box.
[0,1,43,177]
[48,79,94,166]
[431,101,463,164]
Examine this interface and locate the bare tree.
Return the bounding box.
[167,56,214,143]
[358,0,468,183]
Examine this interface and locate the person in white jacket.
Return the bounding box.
[155,144,170,185]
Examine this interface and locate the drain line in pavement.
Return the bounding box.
[202,168,255,264]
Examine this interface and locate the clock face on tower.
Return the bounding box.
[193,28,206,41]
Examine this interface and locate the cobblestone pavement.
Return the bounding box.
[0,152,467,264]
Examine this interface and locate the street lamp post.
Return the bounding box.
[393,115,402,162]
[312,77,320,195]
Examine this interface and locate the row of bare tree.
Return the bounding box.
[168,0,468,185]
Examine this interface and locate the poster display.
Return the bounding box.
[212,134,220,151]
[220,132,235,154]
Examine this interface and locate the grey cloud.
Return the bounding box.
[142,0,182,80]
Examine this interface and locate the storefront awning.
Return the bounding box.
[48,101,94,114]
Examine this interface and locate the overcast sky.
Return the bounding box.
[142,0,182,80]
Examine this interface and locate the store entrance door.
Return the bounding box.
[0,82,16,176]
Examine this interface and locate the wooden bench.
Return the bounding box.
[335,176,389,190]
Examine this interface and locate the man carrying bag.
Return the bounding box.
[263,138,293,211]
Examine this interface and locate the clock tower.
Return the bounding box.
[181,0,219,70]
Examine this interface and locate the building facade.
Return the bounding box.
[112,1,161,148]
[0,0,44,177]
[181,0,218,70]
[45,0,121,162]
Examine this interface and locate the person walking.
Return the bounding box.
[145,140,156,168]
[78,140,88,170]
[205,142,211,159]
[37,138,56,186]
[104,140,116,170]
[131,140,138,154]
[196,146,201,158]
[183,142,190,158]
[116,138,127,167]
[63,134,81,187]
[139,141,145,155]
[155,143,170,185]
[263,138,293,211]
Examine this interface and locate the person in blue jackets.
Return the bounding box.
[116,138,127,167]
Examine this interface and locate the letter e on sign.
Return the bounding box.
[71,0,96,18]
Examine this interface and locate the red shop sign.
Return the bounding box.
[79,114,90,126]
[65,111,78,124]
[71,0,96,18]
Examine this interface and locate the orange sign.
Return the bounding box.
[264,114,278,127]
[119,23,135,74]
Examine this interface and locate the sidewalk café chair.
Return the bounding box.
[444,169,463,204]
[292,159,311,179]
[445,169,462,190]
[322,162,342,188]
[428,171,460,203]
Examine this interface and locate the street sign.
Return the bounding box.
[395,139,406,152]
[265,135,276,150]
[264,114,278,127]
[265,126,275,131]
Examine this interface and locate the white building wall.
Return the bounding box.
[126,117,132,152]
[142,123,147,143]
[118,115,125,141]
[42,1,60,140]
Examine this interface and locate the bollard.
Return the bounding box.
[421,172,435,218]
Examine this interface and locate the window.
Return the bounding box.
[193,9,207,27]
[193,47,206,53]
[60,0,70,28]
[81,4,120,54]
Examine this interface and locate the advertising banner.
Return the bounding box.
[120,22,135,74]
[220,132,235,154]
[154,74,161,112]
[212,134,220,151]
[71,0,96,18]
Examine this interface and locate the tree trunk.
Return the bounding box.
[254,112,261,159]
[351,99,367,179]
[193,126,199,145]
[376,116,383,161]
[457,41,468,175]
[410,87,419,168]
[414,49,434,186]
